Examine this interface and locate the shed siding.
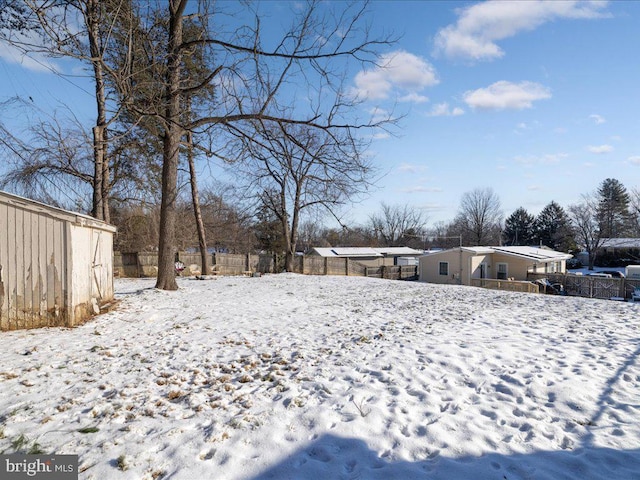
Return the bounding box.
[0,191,114,330]
[0,199,68,329]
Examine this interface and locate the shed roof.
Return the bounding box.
[0,190,116,233]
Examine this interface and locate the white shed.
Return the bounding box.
[0,191,116,330]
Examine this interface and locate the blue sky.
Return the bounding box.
[1,1,639,227]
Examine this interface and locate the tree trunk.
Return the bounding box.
[186,127,209,275]
[155,0,187,291]
[87,0,110,222]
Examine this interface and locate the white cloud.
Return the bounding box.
[587,144,613,154]
[399,92,429,104]
[368,106,390,123]
[527,185,543,191]
[400,186,443,194]
[353,50,438,102]
[463,81,551,110]
[434,0,610,62]
[0,42,59,73]
[397,163,427,174]
[628,156,640,165]
[427,102,465,117]
[589,114,606,124]
[372,132,390,140]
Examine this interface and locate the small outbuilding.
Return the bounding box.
[419,246,572,286]
[0,191,116,330]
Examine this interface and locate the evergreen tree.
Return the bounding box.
[533,201,574,251]
[502,207,535,246]
[596,178,631,238]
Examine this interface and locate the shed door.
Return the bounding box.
[91,230,103,302]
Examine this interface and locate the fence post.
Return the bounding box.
[345,258,349,276]
[324,257,328,275]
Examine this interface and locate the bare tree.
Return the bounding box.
[569,195,605,270]
[236,122,374,271]
[109,0,395,289]
[1,0,132,222]
[368,203,427,247]
[455,187,502,246]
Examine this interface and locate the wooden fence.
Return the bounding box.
[114,252,419,281]
[290,256,418,280]
[528,272,640,300]
[471,278,540,294]
[114,252,275,277]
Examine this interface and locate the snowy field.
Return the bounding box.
[1,273,640,480]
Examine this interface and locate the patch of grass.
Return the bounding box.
[77,426,100,434]
[7,433,45,454]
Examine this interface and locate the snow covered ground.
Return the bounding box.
[1,273,640,480]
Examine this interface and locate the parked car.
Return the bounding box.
[600,270,625,278]
[586,272,612,278]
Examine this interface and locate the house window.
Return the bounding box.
[497,263,508,280]
[439,262,449,276]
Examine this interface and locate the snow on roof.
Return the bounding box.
[312,247,423,258]
[331,247,382,257]
[423,245,572,262]
[462,246,495,255]
[312,247,382,257]
[493,246,573,262]
[601,238,640,249]
[373,247,423,256]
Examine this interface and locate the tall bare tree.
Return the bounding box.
[0,0,132,222]
[368,203,427,247]
[109,0,394,289]
[569,195,605,270]
[236,122,374,271]
[455,187,502,246]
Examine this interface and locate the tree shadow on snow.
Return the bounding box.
[250,434,640,480]
[252,343,640,480]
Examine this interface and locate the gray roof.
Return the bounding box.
[601,238,640,249]
[425,245,572,263]
[312,247,423,258]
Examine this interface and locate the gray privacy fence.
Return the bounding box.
[114,252,276,277]
[527,272,640,300]
[291,256,418,280]
[114,252,418,280]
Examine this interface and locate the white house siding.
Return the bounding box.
[0,192,115,330]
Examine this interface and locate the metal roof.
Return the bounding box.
[312,247,423,258]
[422,245,572,263]
[601,238,640,248]
[493,246,573,262]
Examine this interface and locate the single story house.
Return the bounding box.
[0,191,116,330]
[311,247,423,267]
[419,246,573,286]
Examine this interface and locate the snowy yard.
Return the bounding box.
[1,273,639,479]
